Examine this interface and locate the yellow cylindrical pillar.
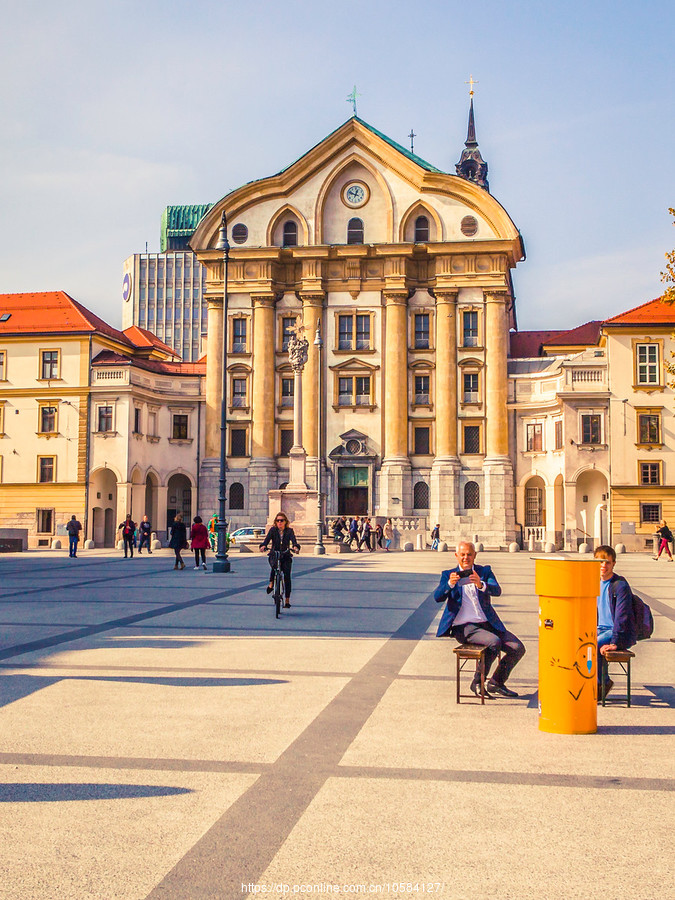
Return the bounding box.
[205,298,223,458]
[383,292,409,459]
[301,295,322,459]
[485,292,510,459]
[251,295,275,458]
[435,291,458,458]
[536,558,601,734]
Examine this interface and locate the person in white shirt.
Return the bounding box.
[434,541,525,698]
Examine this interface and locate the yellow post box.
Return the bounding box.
[535,558,601,734]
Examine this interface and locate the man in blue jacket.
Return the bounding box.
[594,545,637,697]
[434,540,525,698]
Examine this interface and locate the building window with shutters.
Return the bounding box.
[230,428,248,457]
[97,405,114,433]
[462,311,479,348]
[580,413,601,445]
[464,481,480,509]
[414,374,430,407]
[463,423,481,455]
[172,414,189,440]
[282,221,298,247]
[463,372,479,404]
[639,461,662,485]
[36,508,54,533]
[232,318,247,353]
[525,486,544,527]
[555,419,563,450]
[279,428,294,457]
[414,313,430,349]
[39,404,58,435]
[281,317,296,351]
[231,377,247,409]
[526,423,543,452]
[334,369,375,409]
[413,426,431,455]
[347,218,364,244]
[413,481,429,509]
[414,216,429,243]
[637,410,661,446]
[38,456,56,483]
[634,342,661,387]
[229,482,245,509]
[336,313,372,352]
[281,377,294,408]
[40,350,60,380]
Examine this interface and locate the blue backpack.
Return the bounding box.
[612,578,654,641]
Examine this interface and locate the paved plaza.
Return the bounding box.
[0,547,673,899]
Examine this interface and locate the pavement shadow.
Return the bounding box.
[597,725,675,735]
[0,783,193,802]
[0,673,287,710]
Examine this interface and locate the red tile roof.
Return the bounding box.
[92,349,205,376]
[0,291,132,344]
[603,297,675,326]
[122,325,179,358]
[543,320,602,347]
[509,330,562,358]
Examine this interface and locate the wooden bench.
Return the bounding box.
[453,644,489,704]
[600,649,635,707]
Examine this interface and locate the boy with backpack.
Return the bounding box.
[593,544,653,697]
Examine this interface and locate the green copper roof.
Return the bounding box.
[160,204,213,251]
[276,116,445,176]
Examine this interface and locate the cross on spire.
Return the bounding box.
[346,85,361,117]
[465,74,478,97]
[408,128,417,154]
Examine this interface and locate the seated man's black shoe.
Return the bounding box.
[487,682,519,698]
[266,583,273,594]
[470,678,493,699]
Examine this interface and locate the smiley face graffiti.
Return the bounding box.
[550,632,597,701]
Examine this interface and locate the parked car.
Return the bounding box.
[229,526,266,545]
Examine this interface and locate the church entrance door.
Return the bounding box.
[338,466,368,516]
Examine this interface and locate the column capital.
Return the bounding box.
[296,291,325,307]
[250,293,276,308]
[484,290,511,304]
[433,289,459,305]
[383,291,408,307]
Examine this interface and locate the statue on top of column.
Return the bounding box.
[288,326,309,373]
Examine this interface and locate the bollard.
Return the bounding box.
[416,533,423,551]
[536,558,601,734]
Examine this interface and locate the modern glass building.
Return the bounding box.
[122,205,212,362]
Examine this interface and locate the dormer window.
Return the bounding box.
[414,216,429,242]
[282,221,298,247]
[347,218,364,244]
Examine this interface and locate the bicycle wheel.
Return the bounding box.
[273,568,283,618]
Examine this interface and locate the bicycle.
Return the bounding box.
[269,549,284,619]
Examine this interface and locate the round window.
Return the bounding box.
[460,215,478,237]
[232,223,248,244]
[345,439,361,455]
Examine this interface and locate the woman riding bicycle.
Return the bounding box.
[259,512,300,608]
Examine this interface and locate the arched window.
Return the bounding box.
[347,217,364,244]
[282,221,298,247]
[279,481,288,490]
[464,481,480,510]
[413,481,429,509]
[229,482,244,510]
[414,215,429,242]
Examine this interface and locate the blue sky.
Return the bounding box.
[1,0,673,330]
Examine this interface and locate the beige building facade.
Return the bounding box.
[191,112,525,546]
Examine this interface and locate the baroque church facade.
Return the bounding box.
[191,105,525,546]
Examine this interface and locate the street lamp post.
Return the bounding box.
[314,319,325,555]
[213,211,231,573]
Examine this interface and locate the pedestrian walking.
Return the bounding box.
[208,514,218,551]
[138,515,153,554]
[190,516,210,570]
[431,524,441,551]
[383,518,393,552]
[169,513,188,569]
[375,521,383,549]
[653,520,674,561]
[118,514,136,558]
[358,517,374,552]
[66,515,82,558]
[346,516,359,548]
[332,517,346,543]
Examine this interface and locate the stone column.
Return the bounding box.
[431,290,460,527]
[287,331,309,490]
[483,291,515,544]
[248,294,278,523]
[379,291,411,514]
[300,295,323,473]
[204,298,223,459]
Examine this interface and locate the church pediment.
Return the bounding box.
[328,429,377,461]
